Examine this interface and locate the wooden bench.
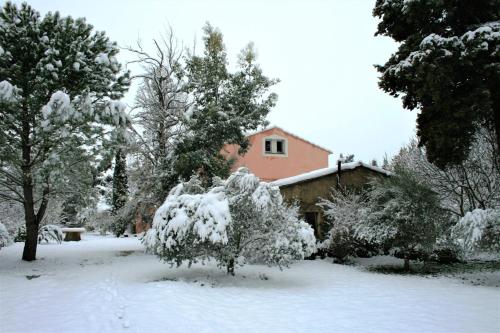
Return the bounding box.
[61,227,86,241]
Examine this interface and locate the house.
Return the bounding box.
[272,161,391,239]
[222,126,332,182]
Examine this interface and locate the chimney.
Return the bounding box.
[336,159,342,189]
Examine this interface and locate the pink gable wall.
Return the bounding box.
[222,127,331,182]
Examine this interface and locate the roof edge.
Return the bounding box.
[247,126,333,154]
[271,161,391,187]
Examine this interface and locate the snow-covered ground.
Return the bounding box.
[1,235,499,333]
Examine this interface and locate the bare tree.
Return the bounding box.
[392,128,500,218]
[125,28,190,201]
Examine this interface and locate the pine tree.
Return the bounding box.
[110,148,129,236]
[356,166,449,271]
[373,0,500,168]
[173,24,278,187]
[112,149,128,213]
[0,2,130,260]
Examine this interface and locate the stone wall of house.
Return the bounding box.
[279,166,386,239]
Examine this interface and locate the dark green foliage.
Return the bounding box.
[357,166,450,269]
[111,149,129,237]
[373,0,500,168]
[14,225,26,242]
[61,194,80,226]
[431,247,462,264]
[112,149,128,212]
[0,1,130,260]
[339,153,355,163]
[172,24,278,188]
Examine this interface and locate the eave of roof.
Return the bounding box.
[246,126,333,154]
[271,161,391,187]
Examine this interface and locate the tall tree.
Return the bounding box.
[126,28,189,201]
[373,0,500,168]
[173,23,278,186]
[111,148,128,212]
[0,2,129,260]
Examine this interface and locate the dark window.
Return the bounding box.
[276,140,284,154]
[265,140,271,153]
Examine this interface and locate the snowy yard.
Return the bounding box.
[1,235,499,333]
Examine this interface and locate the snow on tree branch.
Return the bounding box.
[144,168,316,274]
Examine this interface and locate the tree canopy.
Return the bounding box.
[373,0,500,168]
[0,1,130,260]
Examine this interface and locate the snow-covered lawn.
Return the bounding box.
[1,235,499,333]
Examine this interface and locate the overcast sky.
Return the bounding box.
[14,0,418,165]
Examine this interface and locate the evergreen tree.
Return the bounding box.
[110,148,129,236]
[0,2,130,260]
[373,0,500,168]
[339,153,355,163]
[112,149,128,212]
[356,166,449,271]
[173,24,278,187]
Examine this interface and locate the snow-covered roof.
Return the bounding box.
[246,126,333,154]
[271,161,391,187]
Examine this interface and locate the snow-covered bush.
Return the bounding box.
[0,201,25,235]
[85,210,114,235]
[0,222,13,250]
[38,225,64,244]
[355,167,449,270]
[14,225,26,242]
[317,189,375,263]
[452,209,500,257]
[144,168,316,275]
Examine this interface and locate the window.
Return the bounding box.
[276,140,284,154]
[263,136,287,156]
[265,140,272,153]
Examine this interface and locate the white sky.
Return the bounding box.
[14,0,418,165]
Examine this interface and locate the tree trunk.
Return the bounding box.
[21,107,38,261]
[227,258,235,276]
[21,179,38,261]
[22,218,39,261]
[403,258,410,272]
[493,90,500,153]
[489,76,500,154]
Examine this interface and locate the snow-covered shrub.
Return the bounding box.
[0,201,25,235]
[0,222,13,249]
[430,238,463,264]
[37,225,64,244]
[144,168,316,275]
[318,189,375,263]
[355,167,449,270]
[14,225,26,242]
[452,209,500,257]
[83,209,114,235]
